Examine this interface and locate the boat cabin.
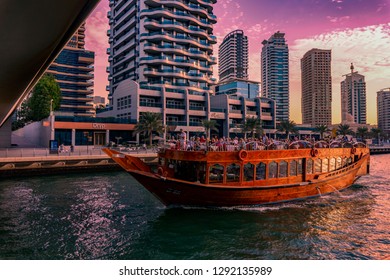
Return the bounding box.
[157,141,367,187]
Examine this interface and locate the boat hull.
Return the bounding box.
[103,147,369,207]
[129,155,368,207]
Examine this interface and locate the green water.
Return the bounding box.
[0,155,389,259]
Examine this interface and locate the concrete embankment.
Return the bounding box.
[0,150,157,178]
[369,146,390,155]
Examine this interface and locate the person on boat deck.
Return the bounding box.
[262,134,269,145]
[200,135,206,144]
[239,138,246,150]
[179,129,187,150]
[187,136,195,151]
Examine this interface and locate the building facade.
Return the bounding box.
[218,29,248,83]
[214,79,259,99]
[106,0,217,132]
[377,88,390,134]
[261,31,289,122]
[210,93,276,138]
[341,63,366,124]
[301,48,332,126]
[46,23,95,117]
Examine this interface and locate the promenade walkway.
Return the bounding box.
[0,147,157,178]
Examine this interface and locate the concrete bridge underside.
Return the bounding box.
[0,0,100,129]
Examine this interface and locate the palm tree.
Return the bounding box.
[243,117,263,138]
[201,119,219,140]
[337,124,353,137]
[277,120,298,139]
[356,126,369,141]
[133,112,163,145]
[314,125,329,140]
[370,127,382,144]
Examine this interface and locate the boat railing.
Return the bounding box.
[329,140,343,148]
[157,140,366,152]
[314,140,329,148]
[288,140,313,149]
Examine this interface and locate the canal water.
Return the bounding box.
[0,155,389,260]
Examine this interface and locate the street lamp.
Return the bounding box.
[50,99,53,115]
[115,136,122,145]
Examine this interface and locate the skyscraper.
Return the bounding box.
[218,30,248,83]
[261,31,289,122]
[106,0,217,132]
[377,88,390,134]
[301,48,332,126]
[341,63,367,124]
[47,23,95,117]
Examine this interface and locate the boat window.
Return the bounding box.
[279,161,288,178]
[329,158,336,171]
[198,162,206,184]
[244,163,254,182]
[290,160,297,176]
[209,164,224,183]
[226,163,240,182]
[315,159,322,173]
[306,158,313,174]
[336,157,342,169]
[159,157,165,166]
[297,159,303,175]
[269,161,278,178]
[256,162,266,180]
[322,158,329,173]
[347,157,352,165]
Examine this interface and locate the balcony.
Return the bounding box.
[166,121,187,126]
[189,106,205,111]
[166,104,186,110]
[140,102,163,108]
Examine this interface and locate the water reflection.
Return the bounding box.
[128,186,376,260]
[0,155,389,260]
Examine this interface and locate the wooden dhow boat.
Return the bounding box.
[103,140,370,207]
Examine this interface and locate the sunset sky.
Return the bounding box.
[85,0,390,124]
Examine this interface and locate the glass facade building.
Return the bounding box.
[215,79,259,99]
[47,23,95,117]
[261,31,289,122]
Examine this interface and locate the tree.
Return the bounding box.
[243,117,262,138]
[370,127,382,144]
[356,126,369,140]
[12,100,31,130]
[277,120,298,139]
[201,119,219,140]
[314,125,329,140]
[28,74,61,121]
[133,112,163,145]
[337,124,353,137]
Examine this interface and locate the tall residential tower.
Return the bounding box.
[218,30,248,83]
[106,0,217,131]
[341,63,367,124]
[301,48,332,126]
[377,88,390,134]
[261,31,289,122]
[47,23,95,117]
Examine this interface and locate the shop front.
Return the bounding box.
[54,120,136,147]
